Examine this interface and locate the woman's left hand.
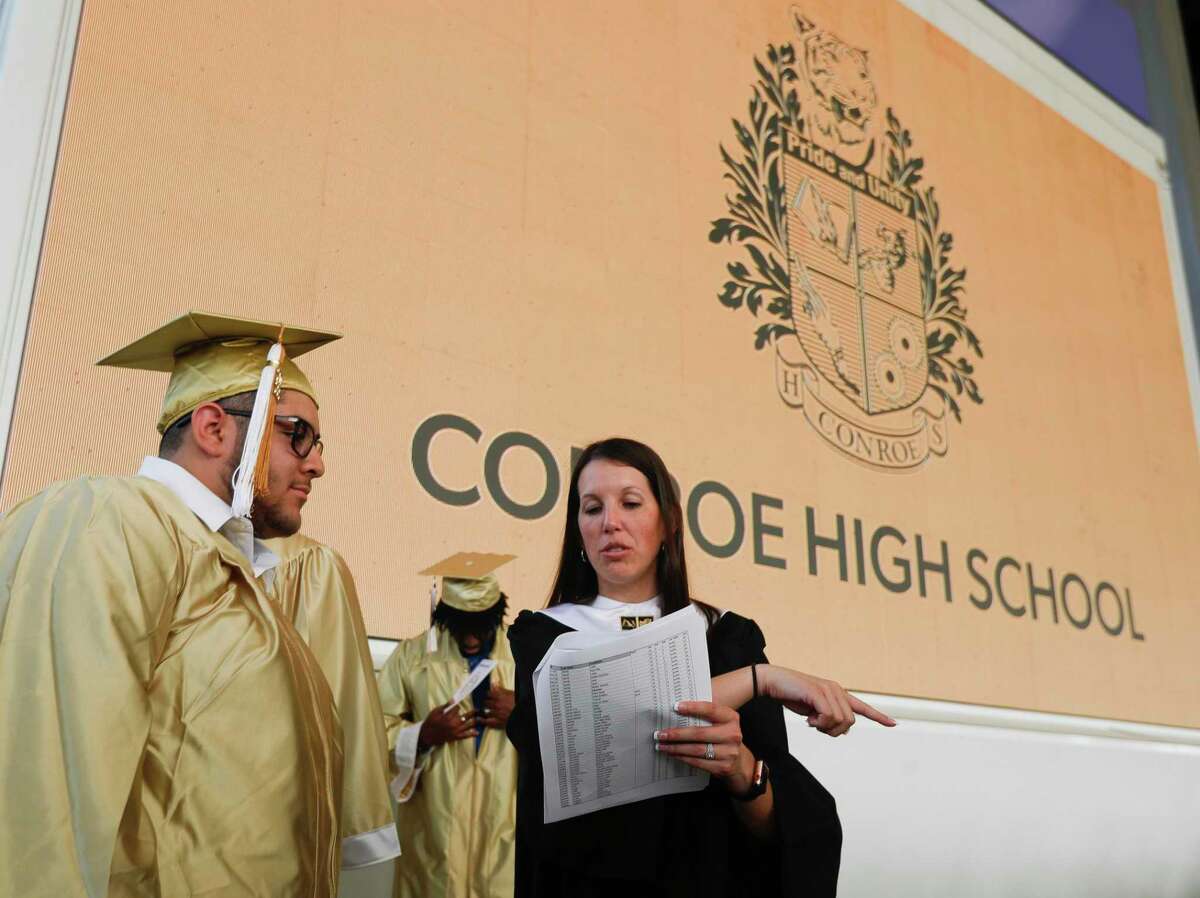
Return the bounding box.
[654,701,757,795]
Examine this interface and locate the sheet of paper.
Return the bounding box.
[533,605,712,823]
[452,659,496,705]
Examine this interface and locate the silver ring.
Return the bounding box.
[704,742,715,761]
[458,711,466,722]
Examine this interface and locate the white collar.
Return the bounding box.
[138,456,234,531]
[538,594,664,632]
[591,594,661,612]
[137,456,279,578]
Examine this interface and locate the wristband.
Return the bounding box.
[731,759,769,802]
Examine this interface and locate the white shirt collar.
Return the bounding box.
[138,456,233,531]
[137,456,279,578]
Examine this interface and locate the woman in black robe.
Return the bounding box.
[506,437,889,897]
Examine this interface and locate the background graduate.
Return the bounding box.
[378,553,519,898]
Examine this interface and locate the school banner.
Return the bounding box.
[4,0,1197,727]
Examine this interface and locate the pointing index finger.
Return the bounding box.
[849,694,897,727]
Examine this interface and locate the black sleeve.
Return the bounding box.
[505,610,569,898]
[709,613,843,897]
[507,610,557,757]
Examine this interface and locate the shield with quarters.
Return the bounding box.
[782,130,925,415]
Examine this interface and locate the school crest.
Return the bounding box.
[709,7,984,471]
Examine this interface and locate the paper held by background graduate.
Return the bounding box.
[452,659,496,704]
[533,606,712,823]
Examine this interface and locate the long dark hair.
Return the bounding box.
[547,437,718,625]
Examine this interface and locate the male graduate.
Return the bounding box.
[0,312,345,896]
[377,554,519,898]
[267,533,401,870]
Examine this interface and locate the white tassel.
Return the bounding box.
[231,342,283,518]
[426,580,438,653]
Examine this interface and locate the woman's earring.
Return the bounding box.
[580,549,589,565]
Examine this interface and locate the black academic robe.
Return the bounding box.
[506,608,842,898]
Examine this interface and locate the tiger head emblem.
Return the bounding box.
[792,7,878,170]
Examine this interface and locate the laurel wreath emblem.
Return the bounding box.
[709,43,984,422]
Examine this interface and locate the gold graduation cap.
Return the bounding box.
[98,311,341,517]
[98,311,340,432]
[420,552,515,651]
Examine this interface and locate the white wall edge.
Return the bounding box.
[853,691,1200,748]
[0,0,84,481]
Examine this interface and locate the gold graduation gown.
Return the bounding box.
[0,476,343,897]
[266,533,399,868]
[377,626,517,898]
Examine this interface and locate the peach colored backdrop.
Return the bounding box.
[4,0,1197,726]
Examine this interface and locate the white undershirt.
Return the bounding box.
[136,456,279,578]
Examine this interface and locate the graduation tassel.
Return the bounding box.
[251,337,287,500]
[426,579,439,653]
[231,330,286,519]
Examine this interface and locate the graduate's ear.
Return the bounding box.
[189,402,239,459]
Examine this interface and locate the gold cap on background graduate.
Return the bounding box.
[420,552,516,612]
[97,310,341,434]
[420,553,515,652]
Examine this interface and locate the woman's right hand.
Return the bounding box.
[761,666,896,736]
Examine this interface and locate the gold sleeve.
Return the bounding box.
[268,534,400,866]
[0,479,180,897]
[377,638,424,761]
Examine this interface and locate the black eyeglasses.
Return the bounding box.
[223,410,324,458]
